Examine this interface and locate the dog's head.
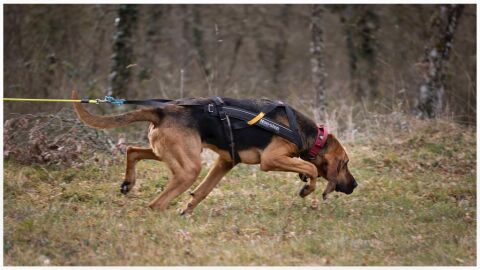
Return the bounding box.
[311,134,358,194]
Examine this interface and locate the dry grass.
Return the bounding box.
[3,118,476,266]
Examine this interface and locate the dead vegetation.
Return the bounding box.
[3,108,118,167]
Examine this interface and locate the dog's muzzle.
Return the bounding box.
[335,180,358,194]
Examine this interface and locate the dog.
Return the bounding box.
[72,90,357,214]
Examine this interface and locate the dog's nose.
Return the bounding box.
[353,180,358,188]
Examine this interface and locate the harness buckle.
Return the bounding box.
[207,103,214,113]
[219,111,227,121]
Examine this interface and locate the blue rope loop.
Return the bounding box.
[104,96,125,105]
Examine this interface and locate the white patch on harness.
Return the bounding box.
[259,119,280,132]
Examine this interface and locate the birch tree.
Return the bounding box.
[417,4,464,118]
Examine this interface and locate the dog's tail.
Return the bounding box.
[72,90,162,129]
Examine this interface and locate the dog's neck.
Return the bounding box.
[292,110,321,157]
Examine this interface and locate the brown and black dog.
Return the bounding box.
[72,90,357,214]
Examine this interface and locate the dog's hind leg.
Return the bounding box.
[121,146,161,195]
[148,131,202,211]
[180,157,233,215]
[148,158,201,211]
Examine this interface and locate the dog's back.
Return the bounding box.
[182,97,300,154]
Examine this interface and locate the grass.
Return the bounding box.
[3,119,476,266]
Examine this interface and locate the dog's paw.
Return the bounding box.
[298,173,308,182]
[299,184,312,198]
[120,181,131,195]
[178,208,187,216]
[178,203,193,216]
[178,208,191,216]
[311,197,319,209]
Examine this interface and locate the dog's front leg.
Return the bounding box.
[122,146,161,194]
[298,173,308,182]
[299,175,317,198]
[322,181,336,200]
[261,156,318,198]
[261,138,318,198]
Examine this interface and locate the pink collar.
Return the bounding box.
[307,125,328,159]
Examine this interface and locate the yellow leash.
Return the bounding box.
[3,98,100,104]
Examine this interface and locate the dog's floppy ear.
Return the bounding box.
[326,152,350,182]
[326,156,340,181]
[322,134,345,181]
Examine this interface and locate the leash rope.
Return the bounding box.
[3,96,127,105]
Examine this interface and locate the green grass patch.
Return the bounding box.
[3,121,476,265]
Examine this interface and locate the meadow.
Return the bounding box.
[3,118,476,265]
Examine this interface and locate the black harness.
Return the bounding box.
[205,97,303,164]
[86,96,303,164]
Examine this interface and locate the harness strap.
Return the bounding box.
[225,102,303,151]
[219,106,303,150]
[211,97,239,165]
[231,102,281,129]
[284,105,303,150]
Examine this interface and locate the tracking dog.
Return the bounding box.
[72,90,357,214]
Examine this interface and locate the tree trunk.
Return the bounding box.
[310,4,327,122]
[418,4,464,118]
[255,5,290,95]
[340,5,357,99]
[272,5,290,86]
[340,5,379,102]
[221,6,248,91]
[140,5,164,82]
[108,4,138,97]
[358,7,379,100]
[191,6,210,78]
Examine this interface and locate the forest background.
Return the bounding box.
[3,4,477,266]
